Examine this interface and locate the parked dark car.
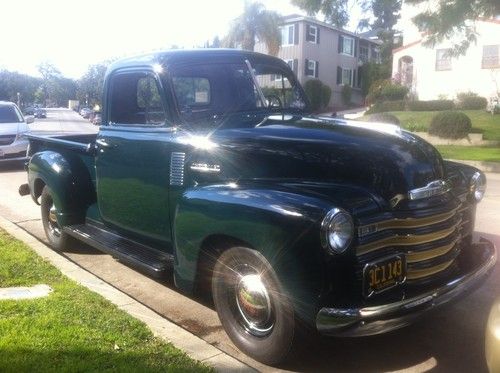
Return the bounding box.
[91,112,101,125]
[34,108,47,118]
[79,107,92,118]
[20,49,496,365]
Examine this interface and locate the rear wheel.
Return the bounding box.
[41,186,70,251]
[212,246,296,365]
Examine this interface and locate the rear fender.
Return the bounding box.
[28,151,95,226]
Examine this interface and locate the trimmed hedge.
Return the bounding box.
[428,111,472,139]
[365,100,406,114]
[407,100,455,111]
[366,79,409,104]
[304,79,331,112]
[456,92,488,110]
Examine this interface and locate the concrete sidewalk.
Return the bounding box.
[0,215,253,373]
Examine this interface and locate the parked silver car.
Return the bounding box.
[0,101,32,162]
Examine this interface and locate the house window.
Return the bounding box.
[435,49,452,71]
[371,48,380,63]
[337,67,353,86]
[482,45,499,68]
[339,35,354,56]
[359,45,369,62]
[305,59,318,77]
[281,24,295,46]
[286,59,295,71]
[306,25,318,43]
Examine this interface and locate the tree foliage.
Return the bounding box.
[224,2,282,55]
[291,0,350,28]
[406,0,500,55]
[37,62,77,107]
[76,63,109,107]
[0,70,41,106]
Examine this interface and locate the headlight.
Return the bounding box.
[321,208,354,254]
[470,171,486,202]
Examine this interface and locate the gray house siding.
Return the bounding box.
[255,16,381,109]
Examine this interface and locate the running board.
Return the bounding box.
[63,223,174,277]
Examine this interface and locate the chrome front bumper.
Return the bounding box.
[316,239,496,336]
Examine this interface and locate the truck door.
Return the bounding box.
[95,69,174,251]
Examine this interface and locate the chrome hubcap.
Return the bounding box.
[47,204,61,236]
[235,274,274,336]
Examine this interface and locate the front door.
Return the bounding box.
[95,69,174,250]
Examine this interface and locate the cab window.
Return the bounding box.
[108,71,166,126]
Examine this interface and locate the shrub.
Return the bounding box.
[407,100,455,111]
[366,113,401,125]
[341,84,352,106]
[365,100,406,114]
[366,79,409,104]
[304,79,331,112]
[428,111,472,139]
[456,91,488,110]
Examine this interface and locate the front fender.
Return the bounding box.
[173,183,336,321]
[28,150,95,226]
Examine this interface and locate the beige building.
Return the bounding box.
[255,15,381,108]
[392,6,500,101]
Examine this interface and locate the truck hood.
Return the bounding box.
[184,114,445,208]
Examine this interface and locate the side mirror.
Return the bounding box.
[25,115,34,124]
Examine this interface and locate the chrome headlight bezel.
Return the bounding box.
[470,171,486,202]
[320,208,354,254]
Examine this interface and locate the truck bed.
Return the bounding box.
[27,133,97,154]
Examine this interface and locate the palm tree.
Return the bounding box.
[224,2,282,56]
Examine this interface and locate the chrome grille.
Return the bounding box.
[0,135,16,146]
[356,199,473,284]
[170,152,186,186]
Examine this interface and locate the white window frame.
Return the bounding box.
[341,35,354,56]
[341,68,353,86]
[273,60,294,81]
[307,60,317,77]
[307,25,318,44]
[280,24,295,46]
[285,59,294,72]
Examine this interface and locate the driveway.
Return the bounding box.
[1,108,499,372]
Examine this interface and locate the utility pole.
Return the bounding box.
[17,92,21,108]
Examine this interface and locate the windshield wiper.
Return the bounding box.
[244,59,268,109]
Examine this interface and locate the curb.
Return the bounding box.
[447,158,500,174]
[0,215,254,373]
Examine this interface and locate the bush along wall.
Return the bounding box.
[407,100,455,111]
[428,111,472,139]
[304,79,331,112]
[456,92,488,110]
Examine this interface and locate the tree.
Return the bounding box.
[291,0,350,28]
[0,70,42,106]
[37,62,77,107]
[406,0,500,55]
[77,63,109,107]
[224,2,282,56]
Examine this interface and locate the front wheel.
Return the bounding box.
[41,186,70,251]
[212,247,296,365]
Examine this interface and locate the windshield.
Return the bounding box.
[0,105,23,123]
[170,62,307,123]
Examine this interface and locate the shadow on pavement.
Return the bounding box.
[0,161,25,172]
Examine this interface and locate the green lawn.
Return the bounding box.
[0,229,211,372]
[435,146,500,163]
[387,110,500,141]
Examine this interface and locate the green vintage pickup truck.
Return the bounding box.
[20,49,496,365]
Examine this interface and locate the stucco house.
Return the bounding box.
[255,15,381,108]
[392,4,500,101]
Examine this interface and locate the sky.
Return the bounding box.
[0,0,313,79]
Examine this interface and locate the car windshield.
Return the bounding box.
[0,105,23,123]
[170,61,307,124]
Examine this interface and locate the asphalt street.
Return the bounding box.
[1,108,499,372]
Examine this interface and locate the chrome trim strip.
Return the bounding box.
[406,237,460,263]
[406,259,454,280]
[316,240,496,336]
[356,226,458,255]
[408,180,451,201]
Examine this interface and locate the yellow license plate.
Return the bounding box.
[363,255,406,297]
